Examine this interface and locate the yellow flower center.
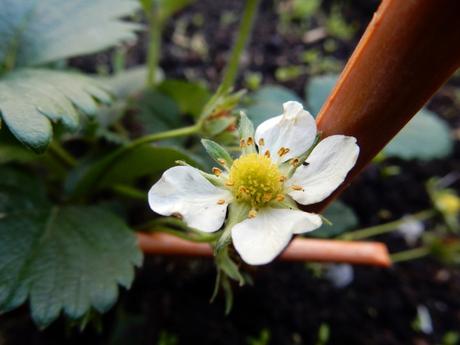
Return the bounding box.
[227,153,284,207]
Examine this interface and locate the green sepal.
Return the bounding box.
[280,133,321,178]
[269,195,298,210]
[175,160,225,187]
[238,112,256,155]
[215,202,250,253]
[201,139,233,169]
[216,247,245,286]
[203,116,236,136]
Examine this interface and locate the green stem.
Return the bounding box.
[391,246,431,263]
[340,209,436,241]
[112,184,146,200]
[71,124,201,198]
[146,0,162,87]
[147,19,162,87]
[219,0,261,93]
[129,123,200,148]
[149,227,219,243]
[48,142,77,168]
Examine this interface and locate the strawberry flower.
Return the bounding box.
[149,101,359,265]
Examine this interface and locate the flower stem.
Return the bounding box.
[69,124,201,198]
[149,227,219,243]
[112,184,146,200]
[219,0,260,93]
[391,246,431,263]
[128,123,200,149]
[48,142,77,168]
[146,5,162,87]
[340,209,436,241]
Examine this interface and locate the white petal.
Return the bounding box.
[148,166,232,232]
[255,101,317,164]
[231,208,322,265]
[287,135,359,205]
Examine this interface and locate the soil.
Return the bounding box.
[2,0,460,344]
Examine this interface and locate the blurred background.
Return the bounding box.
[2,0,460,344]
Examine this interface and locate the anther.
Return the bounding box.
[262,193,272,202]
[291,158,300,166]
[217,158,226,165]
[212,167,222,176]
[264,150,271,158]
[247,136,254,145]
[279,176,287,182]
[217,199,225,205]
[258,138,265,147]
[277,147,290,157]
[225,180,234,187]
[248,209,257,218]
[240,139,246,148]
[239,186,248,194]
[276,194,285,202]
[291,185,303,191]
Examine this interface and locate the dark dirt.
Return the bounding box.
[2,0,460,344]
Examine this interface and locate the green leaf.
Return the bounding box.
[66,143,202,197]
[99,145,202,188]
[201,139,233,169]
[158,79,211,118]
[309,201,358,238]
[105,66,147,99]
[244,85,303,126]
[136,90,182,135]
[384,108,453,160]
[0,68,111,152]
[0,129,37,164]
[0,168,142,328]
[305,74,338,115]
[306,75,454,160]
[0,0,140,68]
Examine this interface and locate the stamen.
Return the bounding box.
[227,153,283,208]
[264,150,271,158]
[276,194,285,202]
[217,199,225,205]
[217,158,226,165]
[240,139,246,148]
[248,209,257,218]
[279,176,287,182]
[291,185,304,191]
[247,136,254,145]
[212,167,222,176]
[258,138,265,147]
[277,147,290,157]
[291,158,300,166]
[262,193,273,202]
